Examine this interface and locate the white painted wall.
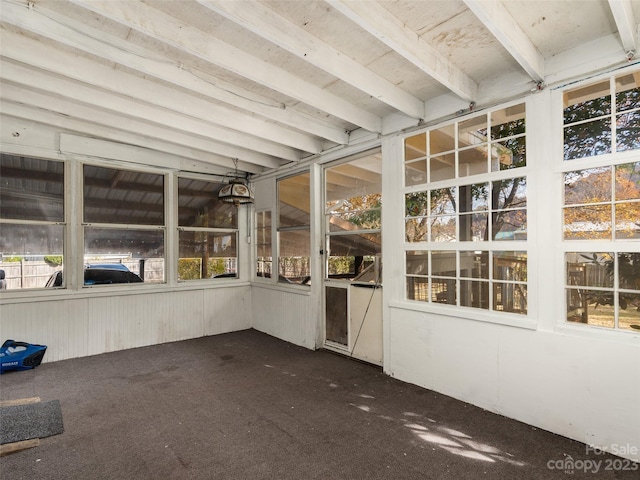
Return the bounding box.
[378,83,640,463]
[0,286,252,362]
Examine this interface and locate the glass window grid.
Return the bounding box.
[177,176,238,281]
[404,180,527,243]
[403,102,528,317]
[563,72,640,160]
[404,108,526,187]
[0,154,66,290]
[277,172,311,285]
[405,250,527,314]
[561,69,640,333]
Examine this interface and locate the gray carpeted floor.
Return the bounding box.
[0,329,637,479]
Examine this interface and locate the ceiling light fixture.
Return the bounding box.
[218,158,254,205]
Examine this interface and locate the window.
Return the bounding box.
[256,210,272,279]
[563,71,640,160]
[177,177,238,281]
[562,70,640,332]
[84,165,165,284]
[403,103,528,315]
[0,153,65,290]
[325,153,382,284]
[277,172,310,284]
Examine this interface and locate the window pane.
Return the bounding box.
[491,103,526,139]
[328,233,381,282]
[256,211,272,279]
[616,111,640,152]
[432,277,456,304]
[431,251,456,277]
[459,183,488,212]
[178,231,237,280]
[492,210,527,241]
[279,173,310,228]
[615,202,640,238]
[405,218,427,242]
[459,145,488,176]
[458,115,487,148]
[406,276,428,302]
[615,162,640,200]
[564,205,612,240]
[494,282,527,314]
[460,251,489,279]
[563,80,611,124]
[405,160,427,186]
[618,252,640,290]
[405,191,429,217]
[405,133,426,160]
[616,73,640,112]
[564,167,612,205]
[406,250,428,275]
[278,230,310,284]
[460,212,488,241]
[431,188,456,215]
[493,251,527,282]
[430,125,455,154]
[178,177,236,228]
[0,224,64,290]
[0,154,64,222]
[492,136,526,171]
[619,292,640,331]
[495,177,527,210]
[430,153,455,181]
[84,165,164,226]
[460,280,489,309]
[430,215,456,242]
[564,118,612,160]
[565,252,614,288]
[566,288,614,327]
[84,227,164,283]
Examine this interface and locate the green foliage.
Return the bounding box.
[178,258,230,280]
[2,256,22,263]
[44,255,63,266]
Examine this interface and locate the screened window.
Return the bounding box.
[325,153,382,284]
[83,165,165,284]
[256,210,272,279]
[403,103,528,315]
[177,177,238,281]
[0,153,65,290]
[278,172,310,285]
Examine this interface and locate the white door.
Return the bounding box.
[322,150,383,365]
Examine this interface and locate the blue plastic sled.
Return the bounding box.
[0,340,47,373]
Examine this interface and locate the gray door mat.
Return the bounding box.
[0,400,64,444]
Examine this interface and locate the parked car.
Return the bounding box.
[45,264,143,287]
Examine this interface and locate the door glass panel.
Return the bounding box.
[326,286,348,345]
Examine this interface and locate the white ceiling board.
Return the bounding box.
[0,0,636,176]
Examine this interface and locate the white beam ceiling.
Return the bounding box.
[1,0,637,177]
[608,0,638,56]
[198,0,425,120]
[327,0,478,102]
[463,0,545,83]
[67,0,383,133]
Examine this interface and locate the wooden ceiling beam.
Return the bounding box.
[199,0,425,119]
[608,0,638,56]
[68,0,383,133]
[327,0,477,103]
[464,0,544,83]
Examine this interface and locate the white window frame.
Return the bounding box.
[557,67,640,335]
